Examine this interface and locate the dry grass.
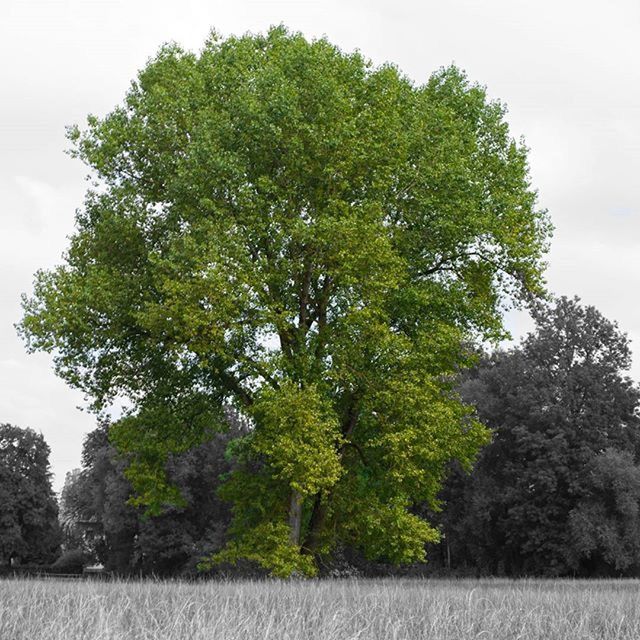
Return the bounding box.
[1,576,639,639]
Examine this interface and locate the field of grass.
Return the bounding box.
[1,576,640,639]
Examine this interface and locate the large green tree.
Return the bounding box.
[0,424,61,565]
[20,27,550,576]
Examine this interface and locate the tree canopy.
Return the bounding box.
[0,424,61,565]
[20,26,550,576]
[439,297,640,576]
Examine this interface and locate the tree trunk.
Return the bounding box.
[288,490,303,546]
[302,492,327,555]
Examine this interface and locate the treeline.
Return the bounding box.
[432,297,640,577]
[3,297,640,577]
[58,411,244,576]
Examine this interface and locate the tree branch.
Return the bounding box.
[298,257,313,333]
[339,440,368,466]
[219,370,254,407]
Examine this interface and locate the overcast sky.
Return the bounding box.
[1,0,639,491]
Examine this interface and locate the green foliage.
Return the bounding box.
[19,27,550,576]
[202,521,317,578]
[342,495,440,564]
[0,424,61,565]
[439,297,640,576]
[250,382,344,497]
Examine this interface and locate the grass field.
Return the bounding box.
[1,576,639,639]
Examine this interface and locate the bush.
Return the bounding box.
[51,549,87,574]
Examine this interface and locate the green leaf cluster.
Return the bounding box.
[250,382,343,497]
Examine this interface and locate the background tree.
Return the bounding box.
[58,425,136,570]
[567,448,640,575]
[438,297,640,576]
[0,424,61,565]
[20,27,550,576]
[59,468,92,552]
[60,412,241,575]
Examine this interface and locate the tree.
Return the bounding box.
[59,468,92,552]
[58,426,137,569]
[0,424,61,565]
[439,297,640,576]
[567,448,640,575]
[19,27,550,576]
[60,418,239,575]
[59,423,138,572]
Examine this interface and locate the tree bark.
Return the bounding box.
[302,492,327,555]
[288,490,303,546]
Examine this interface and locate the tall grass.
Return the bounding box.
[1,577,639,639]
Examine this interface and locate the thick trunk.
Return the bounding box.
[288,490,303,546]
[302,492,327,555]
[300,396,361,555]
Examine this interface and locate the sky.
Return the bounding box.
[1,0,639,491]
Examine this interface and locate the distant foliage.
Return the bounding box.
[0,423,61,565]
[567,449,640,573]
[437,297,640,576]
[60,411,244,575]
[50,548,87,573]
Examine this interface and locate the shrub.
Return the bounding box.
[51,549,87,574]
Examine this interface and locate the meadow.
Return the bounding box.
[1,577,639,639]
